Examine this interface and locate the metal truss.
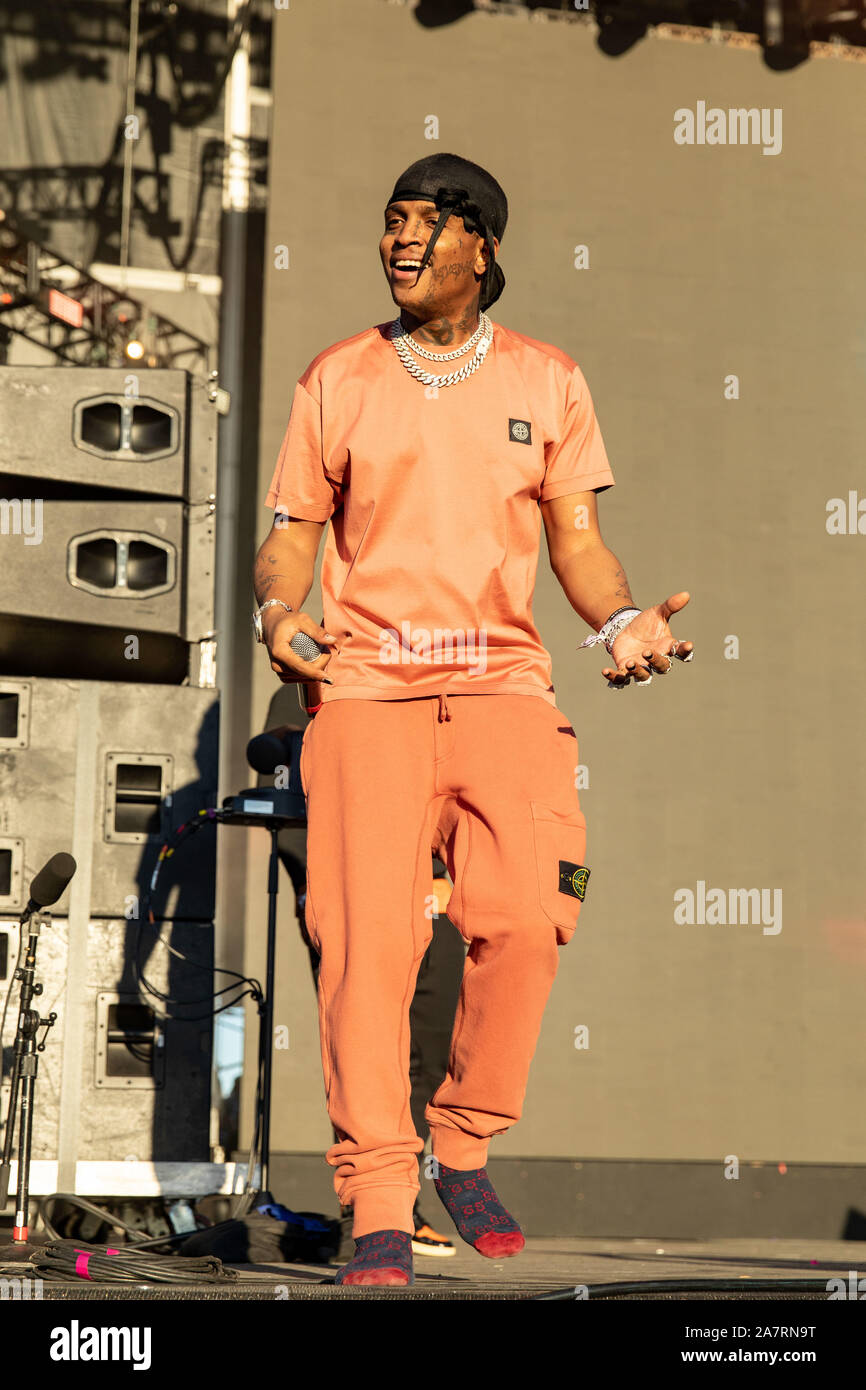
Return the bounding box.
[0,229,212,374]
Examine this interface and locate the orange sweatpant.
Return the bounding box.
[298,692,588,1238]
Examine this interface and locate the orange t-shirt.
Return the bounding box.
[265,319,615,705]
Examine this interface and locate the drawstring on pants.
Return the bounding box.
[437,693,451,722]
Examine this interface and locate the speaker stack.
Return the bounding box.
[0,368,219,1185]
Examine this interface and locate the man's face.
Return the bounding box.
[379,199,496,317]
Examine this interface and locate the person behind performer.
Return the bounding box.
[257,683,465,1261]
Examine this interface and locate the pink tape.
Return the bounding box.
[73,1246,119,1279]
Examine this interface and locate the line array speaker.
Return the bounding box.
[0,366,218,685]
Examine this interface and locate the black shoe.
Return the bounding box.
[330,1204,355,1264]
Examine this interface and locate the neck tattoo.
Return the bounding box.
[388,312,494,387]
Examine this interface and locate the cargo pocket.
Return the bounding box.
[529,801,590,944]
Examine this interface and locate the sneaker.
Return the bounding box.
[331,1203,354,1264]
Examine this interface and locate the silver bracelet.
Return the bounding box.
[578,606,642,656]
[252,598,293,644]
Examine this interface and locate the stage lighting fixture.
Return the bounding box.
[45,288,84,328]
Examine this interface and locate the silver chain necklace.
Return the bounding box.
[399,314,488,361]
[388,313,494,388]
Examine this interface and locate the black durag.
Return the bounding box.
[385,153,508,311]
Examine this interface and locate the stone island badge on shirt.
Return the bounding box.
[559,861,590,902]
[508,418,532,444]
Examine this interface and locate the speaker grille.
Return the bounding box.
[68,531,176,598]
[75,537,117,589]
[128,539,170,590]
[74,395,179,462]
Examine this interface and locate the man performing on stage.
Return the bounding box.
[253,153,693,1286]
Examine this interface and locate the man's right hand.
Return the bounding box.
[263,608,337,684]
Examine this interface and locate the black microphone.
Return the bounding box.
[20,852,77,923]
[246,726,296,777]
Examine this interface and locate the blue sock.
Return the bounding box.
[334,1229,414,1286]
[433,1163,525,1258]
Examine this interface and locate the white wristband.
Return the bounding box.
[578,607,642,656]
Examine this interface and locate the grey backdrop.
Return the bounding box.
[242,0,866,1169]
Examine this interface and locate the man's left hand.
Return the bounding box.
[603,591,694,687]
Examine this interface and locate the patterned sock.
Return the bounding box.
[334,1230,414,1286]
[432,1163,525,1258]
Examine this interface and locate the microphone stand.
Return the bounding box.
[0,908,57,1260]
[220,758,307,1215]
[258,823,280,1204]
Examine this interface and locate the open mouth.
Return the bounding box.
[390,259,427,282]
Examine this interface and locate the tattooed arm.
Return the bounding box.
[541,489,694,685]
[540,489,635,631]
[253,516,323,613]
[253,516,336,681]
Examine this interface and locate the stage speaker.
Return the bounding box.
[0,677,218,920]
[0,498,212,639]
[0,366,217,684]
[0,916,213,1163]
[0,375,219,1174]
[0,367,215,500]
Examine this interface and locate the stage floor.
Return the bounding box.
[20,1235,866,1300]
